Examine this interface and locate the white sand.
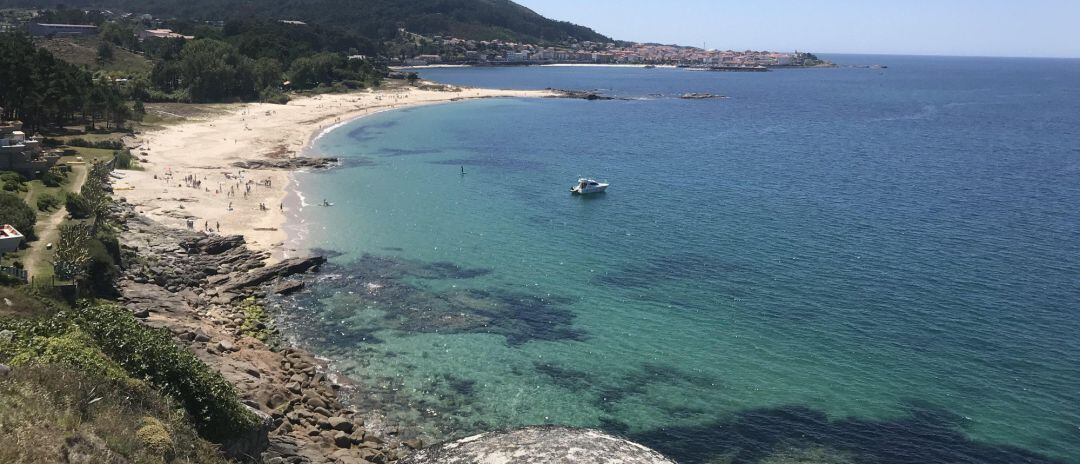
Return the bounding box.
[122,86,556,260]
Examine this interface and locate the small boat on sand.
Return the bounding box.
[571,178,609,195]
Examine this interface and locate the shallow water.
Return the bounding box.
[282,56,1080,463]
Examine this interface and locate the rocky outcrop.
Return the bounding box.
[233,157,339,170]
[549,89,616,101]
[399,426,676,464]
[680,92,727,99]
[114,203,405,464]
[214,256,326,295]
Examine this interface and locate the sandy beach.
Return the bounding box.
[120,85,556,260]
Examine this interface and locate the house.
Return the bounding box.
[138,29,194,40]
[27,23,98,37]
[505,51,529,62]
[0,118,61,177]
[0,224,24,254]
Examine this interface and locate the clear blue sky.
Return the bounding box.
[515,0,1080,58]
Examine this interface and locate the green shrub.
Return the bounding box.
[36,193,60,212]
[114,149,139,170]
[0,366,228,464]
[6,326,129,380]
[65,192,93,219]
[60,138,125,150]
[0,192,36,240]
[70,303,259,442]
[84,238,120,297]
[40,169,66,187]
[260,87,290,104]
[0,171,26,192]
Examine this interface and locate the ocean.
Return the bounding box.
[278,55,1080,463]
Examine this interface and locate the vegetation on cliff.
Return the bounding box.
[0,300,259,443]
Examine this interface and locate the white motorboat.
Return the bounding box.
[570,178,609,195]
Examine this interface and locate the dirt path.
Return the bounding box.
[23,164,88,280]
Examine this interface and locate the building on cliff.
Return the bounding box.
[0,118,61,177]
[27,23,99,37]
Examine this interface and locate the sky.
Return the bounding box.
[514,0,1080,58]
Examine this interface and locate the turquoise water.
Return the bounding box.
[280,56,1080,463]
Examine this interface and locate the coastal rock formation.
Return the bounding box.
[549,89,615,101]
[400,426,676,464]
[232,157,339,170]
[214,256,326,295]
[680,93,727,99]
[114,202,405,464]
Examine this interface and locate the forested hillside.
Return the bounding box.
[0,0,611,44]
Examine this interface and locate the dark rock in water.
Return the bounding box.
[399,426,675,464]
[550,88,616,101]
[181,234,246,255]
[680,92,727,100]
[273,280,305,295]
[217,256,326,293]
[232,157,339,170]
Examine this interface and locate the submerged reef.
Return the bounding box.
[272,253,583,348]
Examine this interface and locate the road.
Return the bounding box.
[22,163,89,281]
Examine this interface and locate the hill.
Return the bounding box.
[36,35,152,74]
[0,0,611,44]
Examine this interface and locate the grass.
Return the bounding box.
[61,147,119,165]
[0,294,229,463]
[140,103,239,128]
[0,286,52,318]
[0,366,229,464]
[35,36,152,75]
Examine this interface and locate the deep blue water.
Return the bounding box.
[280,55,1080,463]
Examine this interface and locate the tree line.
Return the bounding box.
[0,33,129,131]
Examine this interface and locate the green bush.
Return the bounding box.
[0,192,36,240]
[114,150,140,170]
[5,326,129,380]
[36,193,60,212]
[65,192,93,219]
[1,305,259,442]
[40,169,66,187]
[1,171,26,192]
[70,303,260,442]
[259,87,290,105]
[0,366,229,464]
[85,238,120,297]
[59,138,125,150]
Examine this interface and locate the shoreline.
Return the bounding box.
[124,85,557,262]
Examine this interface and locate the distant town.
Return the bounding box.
[388,30,832,69]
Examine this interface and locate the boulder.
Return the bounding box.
[398,426,676,464]
[181,234,246,255]
[233,157,339,170]
[328,417,353,433]
[273,280,305,295]
[217,256,326,293]
[0,363,10,377]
